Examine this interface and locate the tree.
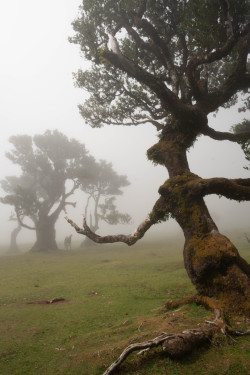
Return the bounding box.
[8,211,22,254]
[67,0,250,315]
[1,130,94,252]
[78,160,131,246]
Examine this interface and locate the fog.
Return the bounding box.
[0,0,249,249]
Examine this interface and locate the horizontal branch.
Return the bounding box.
[201,125,250,142]
[190,177,250,201]
[65,197,169,246]
[65,215,153,246]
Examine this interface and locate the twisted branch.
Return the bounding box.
[65,215,153,246]
[102,333,173,375]
[65,197,169,246]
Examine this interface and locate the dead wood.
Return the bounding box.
[102,326,217,375]
[102,297,250,375]
[161,327,215,359]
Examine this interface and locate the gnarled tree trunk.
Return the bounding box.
[151,125,250,315]
[160,177,250,314]
[30,218,58,252]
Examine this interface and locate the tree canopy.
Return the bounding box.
[79,160,131,233]
[70,0,250,131]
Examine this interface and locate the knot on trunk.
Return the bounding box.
[162,328,213,359]
[185,233,239,283]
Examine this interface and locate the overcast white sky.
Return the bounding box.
[0,0,249,248]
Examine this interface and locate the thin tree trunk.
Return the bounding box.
[81,197,99,247]
[8,224,21,253]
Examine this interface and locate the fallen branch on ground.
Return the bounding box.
[102,296,250,375]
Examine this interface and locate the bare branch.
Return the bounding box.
[65,214,153,246]
[65,197,169,246]
[16,214,36,230]
[102,333,172,375]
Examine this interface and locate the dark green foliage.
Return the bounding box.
[70,0,250,128]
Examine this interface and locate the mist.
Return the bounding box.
[0,0,249,251]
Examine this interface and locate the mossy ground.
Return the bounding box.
[0,233,249,375]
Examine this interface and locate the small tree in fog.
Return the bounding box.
[78,160,131,246]
[8,210,22,253]
[1,130,94,252]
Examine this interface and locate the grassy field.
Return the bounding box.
[0,234,249,375]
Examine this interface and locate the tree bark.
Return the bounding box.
[172,193,250,315]
[30,218,58,252]
[8,224,21,253]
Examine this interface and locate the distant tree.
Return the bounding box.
[78,160,131,246]
[0,130,94,252]
[66,0,250,317]
[8,211,22,254]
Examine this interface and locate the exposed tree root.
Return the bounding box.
[102,296,250,375]
[163,294,220,311]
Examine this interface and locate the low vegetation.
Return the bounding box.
[0,233,249,375]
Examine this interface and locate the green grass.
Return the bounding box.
[0,235,249,375]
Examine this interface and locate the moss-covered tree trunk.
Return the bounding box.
[148,124,250,315]
[30,218,58,252]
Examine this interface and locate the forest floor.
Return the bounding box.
[0,232,249,375]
